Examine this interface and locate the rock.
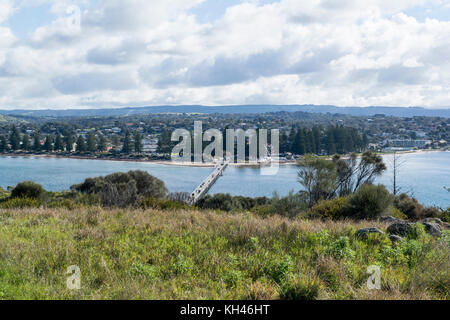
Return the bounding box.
[389,235,403,243]
[421,222,442,237]
[355,228,385,239]
[387,222,415,236]
[379,216,399,223]
[421,218,443,226]
[443,222,450,230]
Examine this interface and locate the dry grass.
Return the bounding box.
[0,207,448,300]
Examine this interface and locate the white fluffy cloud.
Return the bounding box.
[0,0,449,109]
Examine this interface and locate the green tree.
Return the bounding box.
[43,135,53,152]
[134,132,143,153]
[0,135,9,152]
[87,132,97,152]
[54,134,64,151]
[22,134,31,151]
[112,135,120,149]
[9,125,21,151]
[33,133,41,152]
[333,151,387,196]
[298,155,337,207]
[64,132,74,152]
[76,136,86,153]
[122,131,132,154]
[97,134,108,152]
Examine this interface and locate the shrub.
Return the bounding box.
[394,193,440,221]
[325,236,355,260]
[311,197,348,220]
[269,191,308,218]
[46,199,79,210]
[138,197,191,211]
[280,276,321,300]
[440,208,450,223]
[0,197,39,209]
[343,184,393,220]
[198,194,270,212]
[11,181,45,200]
[263,255,294,284]
[71,171,167,207]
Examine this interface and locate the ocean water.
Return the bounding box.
[0,151,449,208]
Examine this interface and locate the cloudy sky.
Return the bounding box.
[0,0,449,110]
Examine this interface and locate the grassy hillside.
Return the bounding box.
[0,207,448,300]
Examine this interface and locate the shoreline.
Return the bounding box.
[0,148,446,168]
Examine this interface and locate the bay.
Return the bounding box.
[0,151,448,208]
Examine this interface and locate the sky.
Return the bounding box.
[0,0,449,110]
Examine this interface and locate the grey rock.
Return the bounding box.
[389,235,403,243]
[421,222,442,237]
[387,222,415,236]
[355,228,385,239]
[380,216,399,223]
[421,218,443,225]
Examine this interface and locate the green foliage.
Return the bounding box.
[46,199,79,210]
[198,194,270,212]
[138,197,192,211]
[325,237,355,260]
[0,206,447,300]
[11,181,45,200]
[394,193,440,221]
[129,262,159,282]
[441,208,450,223]
[342,184,393,220]
[441,230,450,246]
[311,197,348,220]
[71,171,167,207]
[263,255,294,284]
[298,155,337,206]
[280,276,321,300]
[0,197,39,209]
[269,191,308,218]
[223,270,244,289]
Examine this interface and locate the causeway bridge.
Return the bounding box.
[187,159,230,205]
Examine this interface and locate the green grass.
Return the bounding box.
[0,207,448,300]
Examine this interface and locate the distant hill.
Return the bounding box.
[0,105,449,118]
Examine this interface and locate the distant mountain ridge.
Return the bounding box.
[0,105,449,118]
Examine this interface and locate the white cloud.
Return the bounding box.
[0,0,449,109]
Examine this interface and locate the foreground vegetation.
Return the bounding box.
[0,207,448,300]
[0,152,448,300]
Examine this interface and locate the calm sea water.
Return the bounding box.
[0,152,449,208]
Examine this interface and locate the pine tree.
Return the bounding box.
[64,132,74,152]
[134,132,143,153]
[97,134,108,152]
[122,131,132,154]
[112,135,120,149]
[76,136,86,153]
[22,134,31,151]
[0,135,9,152]
[43,135,53,152]
[9,125,21,151]
[55,134,64,151]
[87,132,97,152]
[33,133,41,152]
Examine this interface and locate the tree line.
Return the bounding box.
[280,125,368,155]
[157,125,368,156]
[0,125,143,154]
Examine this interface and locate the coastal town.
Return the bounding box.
[0,111,448,162]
